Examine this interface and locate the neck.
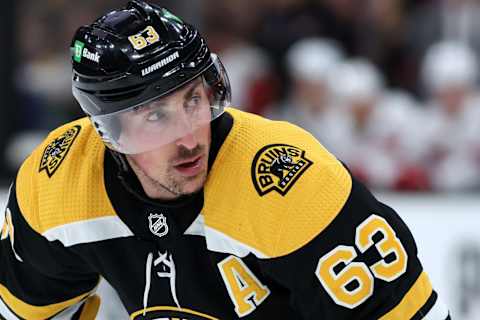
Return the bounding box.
[126,156,180,201]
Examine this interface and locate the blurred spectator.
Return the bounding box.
[374,90,430,191]
[407,0,480,95]
[221,44,275,114]
[254,0,344,99]
[326,58,428,190]
[267,37,344,141]
[417,41,480,191]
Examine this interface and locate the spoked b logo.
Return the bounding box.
[251,144,313,196]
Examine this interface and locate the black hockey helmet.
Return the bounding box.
[71,0,231,154]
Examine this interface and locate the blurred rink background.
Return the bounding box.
[1,0,480,319]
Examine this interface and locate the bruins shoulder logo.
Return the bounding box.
[39,125,81,177]
[251,144,313,196]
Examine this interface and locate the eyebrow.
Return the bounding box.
[135,78,203,112]
[183,78,203,100]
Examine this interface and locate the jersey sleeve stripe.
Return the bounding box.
[0,283,91,320]
[48,302,83,320]
[416,292,449,320]
[410,290,437,320]
[42,216,134,247]
[71,294,100,320]
[0,294,21,320]
[379,272,433,320]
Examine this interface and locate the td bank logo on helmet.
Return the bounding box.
[73,40,100,63]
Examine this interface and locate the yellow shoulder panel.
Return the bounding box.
[203,108,352,258]
[16,118,116,235]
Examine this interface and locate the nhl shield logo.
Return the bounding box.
[251,144,313,196]
[148,213,169,237]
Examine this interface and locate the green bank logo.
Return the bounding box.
[73,40,100,63]
[74,40,85,63]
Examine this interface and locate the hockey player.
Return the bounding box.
[418,41,480,191]
[0,1,450,319]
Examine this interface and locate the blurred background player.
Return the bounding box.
[418,41,480,191]
[325,59,429,190]
[267,37,344,143]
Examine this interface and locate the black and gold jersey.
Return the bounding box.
[0,108,450,320]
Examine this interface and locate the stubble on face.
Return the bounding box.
[127,141,210,200]
[124,77,213,200]
[164,144,208,193]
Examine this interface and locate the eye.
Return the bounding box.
[185,94,202,110]
[146,110,167,122]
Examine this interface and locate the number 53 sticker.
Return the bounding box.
[316,214,408,309]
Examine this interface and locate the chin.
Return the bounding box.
[181,174,207,195]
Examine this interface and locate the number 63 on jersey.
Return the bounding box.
[315,214,408,309]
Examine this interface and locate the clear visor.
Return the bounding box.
[89,54,230,154]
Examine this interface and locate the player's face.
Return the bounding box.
[126,79,212,200]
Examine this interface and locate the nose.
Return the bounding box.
[173,111,198,149]
[175,131,198,149]
[175,105,202,150]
